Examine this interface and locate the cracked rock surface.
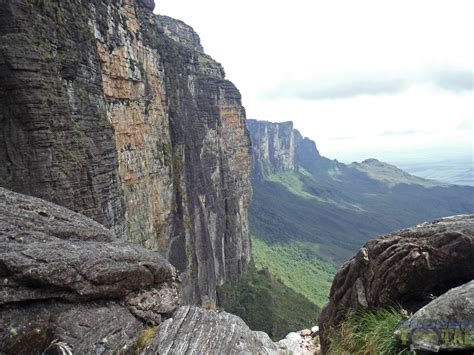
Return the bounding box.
[144,306,279,354]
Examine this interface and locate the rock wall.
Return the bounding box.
[247,119,330,180]
[247,119,297,178]
[0,0,252,305]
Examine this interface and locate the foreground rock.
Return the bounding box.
[0,188,179,353]
[143,306,278,354]
[0,188,285,354]
[395,280,474,353]
[319,215,474,353]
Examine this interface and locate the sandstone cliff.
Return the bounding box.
[0,0,252,304]
[247,120,297,178]
[247,119,328,180]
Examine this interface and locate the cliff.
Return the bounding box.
[247,119,297,177]
[0,0,251,304]
[247,119,330,180]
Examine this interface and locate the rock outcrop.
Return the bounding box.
[395,280,474,353]
[143,306,278,354]
[319,215,474,353]
[0,0,252,305]
[0,187,178,353]
[0,187,282,354]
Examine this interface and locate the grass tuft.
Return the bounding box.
[328,307,412,355]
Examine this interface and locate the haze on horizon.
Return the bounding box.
[155,0,473,164]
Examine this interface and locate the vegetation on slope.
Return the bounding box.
[327,307,411,354]
[217,263,320,340]
[250,166,474,308]
[251,236,337,306]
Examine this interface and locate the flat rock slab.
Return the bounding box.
[143,306,279,354]
[0,187,175,305]
[319,215,474,352]
[0,187,113,243]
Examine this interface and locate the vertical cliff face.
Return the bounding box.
[246,119,297,178]
[0,0,251,305]
[247,119,331,180]
[0,0,126,238]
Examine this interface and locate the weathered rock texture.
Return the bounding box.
[395,280,474,353]
[0,0,252,304]
[0,187,178,354]
[319,215,474,353]
[247,120,297,178]
[143,306,279,354]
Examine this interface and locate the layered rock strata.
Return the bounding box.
[0,187,178,353]
[0,0,252,304]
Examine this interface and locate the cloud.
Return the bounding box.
[379,130,421,136]
[457,119,474,130]
[263,68,473,101]
[330,136,357,141]
[432,69,473,93]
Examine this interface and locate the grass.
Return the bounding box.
[266,171,319,200]
[251,236,337,307]
[327,307,412,355]
[217,263,320,340]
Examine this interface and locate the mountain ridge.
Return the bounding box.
[247,119,474,306]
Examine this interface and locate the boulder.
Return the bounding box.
[319,215,474,353]
[0,188,178,354]
[395,280,474,352]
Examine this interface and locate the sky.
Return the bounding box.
[155,0,474,163]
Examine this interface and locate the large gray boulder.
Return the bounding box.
[319,215,474,353]
[0,188,179,354]
[0,187,176,305]
[395,280,474,352]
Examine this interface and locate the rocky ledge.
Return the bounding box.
[319,215,474,353]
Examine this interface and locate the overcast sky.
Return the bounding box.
[155,0,473,163]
